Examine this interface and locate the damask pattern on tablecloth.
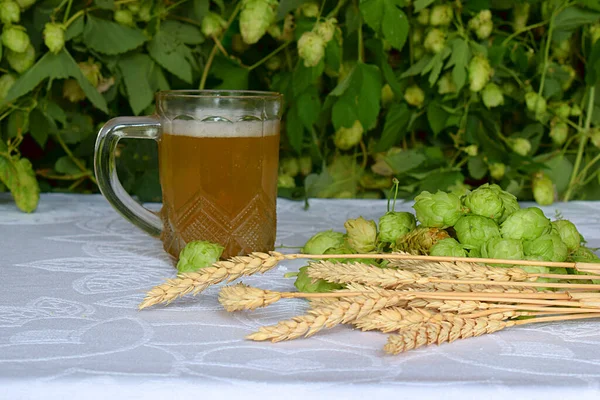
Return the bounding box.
[2,193,600,394]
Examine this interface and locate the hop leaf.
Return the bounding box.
[0,1,20,24]
[302,230,345,254]
[378,211,416,243]
[468,55,492,92]
[297,31,325,67]
[201,12,227,37]
[437,72,456,94]
[294,266,344,293]
[240,0,277,45]
[176,241,224,273]
[334,120,363,150]
[2,25,30,53]
[15,0,36,9]
[345,216,377,253]
[6,44,34,74]
[43,23,65,54]
[413,191,464,228]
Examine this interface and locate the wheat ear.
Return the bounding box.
[138,252,286,309]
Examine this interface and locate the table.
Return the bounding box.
[2,193,600,399]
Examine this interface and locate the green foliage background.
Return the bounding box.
[1,0,600,212]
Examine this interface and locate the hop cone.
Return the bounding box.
[395,226,451,255]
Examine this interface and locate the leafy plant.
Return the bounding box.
[1,0,600,212]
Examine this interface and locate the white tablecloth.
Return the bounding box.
[2,194,600,399]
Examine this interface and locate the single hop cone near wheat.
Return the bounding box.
[395,227,451,255]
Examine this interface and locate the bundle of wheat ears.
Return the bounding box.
[139,252,600,355]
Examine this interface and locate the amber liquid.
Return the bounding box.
[158,127,280,259]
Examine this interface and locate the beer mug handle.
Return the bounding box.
[94,116,163,236]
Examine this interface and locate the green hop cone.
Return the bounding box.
[532,172,554,206]
[0,1,20,24]
[481,83,504,108]
[463,187,504,221]
[468,10,493,40]
[279,157,300,177]
[468,55,491,92]
[501,207,551,241]
[551,220,581,252]
[561,65,576,91]
[429,238,467,257]
[553,39,570,63]
[424,28,446,53]
[463,145,478,157]
[0,73,17,101]
[468,248,482,258]
[176,240,224,273]
[395,226,451,255]
[413,190,463,228]
[302,230,345,254]
[553,103,571,119]
[454,215,501,250]
[316,18,337,43]
[294,266,344,293]
[429,4,453,26]
[591,24,600,44]
[62,79,85,102]
[298,2,319,17]
[591,128,600,149]
[437,72,457,95]
[2,25,30,53]
[114,9,135,26]
[404,84,425,108]
[525,92,547,120]
[345,217,377,253]
[489,163,505,180]
[240,0,277,45]
[297,31,325,67]
[277,174,295,189]
[381,84,395,107]
[513,3,530,32]
[378,211,416,243]
[509,137,531,157]
[417,8,430,25]
[569,246,600,262]
[127,2,140,13]
[334,120,363,150]
[201,12,227,37]
[570,104,582,117]
[298,155,312,176]
[266,55,282,71]
[487,184,520,223]
[6,44,34,74]
[550,121,568,146]
[523,233,568,262]
[43,23,65,54]
[78,61,101,87]
[15,0,36,8]
[481,237,524,264]
[138,3,151,21]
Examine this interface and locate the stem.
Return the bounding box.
[63,0,74,24]
[327,0,347,18]
[357,17,364,63]
[575,152,600,185]
[54,133,97,185]
[564,86,596,201]
[212,36,230,57]
[515,313,600,325]
[248,41,293,71]
[537,10,554,100]
[501,21,549,47]
[198,2,242,90]
[359,140,368,169]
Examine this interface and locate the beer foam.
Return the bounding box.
[163,119,279,138]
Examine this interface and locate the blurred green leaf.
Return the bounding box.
[29,109,52,148]
[6,110,29,140]
[94,0,114,9]
[83,15,147,55]
[286,106,304,154]
[427,102,450,135]
[194,0,210,21]
[161,20,205,45]
[147,30,193,83]
[297,88,321,130]
[375,103,411,152]
[212,56,249,89]
[553,6,600,41]
[55,156,82,175]
[418,170,464,193]
[65,15,84,41]
[468,156,487,180]
[384,149,426,174]
[413,0,435,12]
[544,155,574,195]
[119,53,156,115]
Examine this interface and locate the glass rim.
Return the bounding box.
[156,90,283,100]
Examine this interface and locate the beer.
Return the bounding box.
[158,119,280,259]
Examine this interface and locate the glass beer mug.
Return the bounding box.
[94,90,282,259]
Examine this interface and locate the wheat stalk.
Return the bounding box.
[246,287,409,342]
[219,283,282,312]
[138,252,286,309]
